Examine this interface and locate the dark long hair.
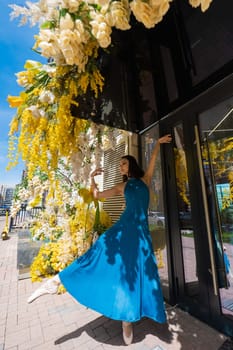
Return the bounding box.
[121,155,144,182]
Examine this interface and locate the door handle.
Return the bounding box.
[194,125,218,296]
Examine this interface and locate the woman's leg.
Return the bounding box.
[122,321,133,345]
[27,274,61,303]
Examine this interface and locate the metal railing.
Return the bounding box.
[9,207,43,231]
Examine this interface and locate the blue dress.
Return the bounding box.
[59,178,166,323]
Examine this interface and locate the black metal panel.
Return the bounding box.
[71,30,139,132]
[178,0,233,86]
[71,0,233,133]
[71,26,160,133]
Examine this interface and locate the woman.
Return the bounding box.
[27,134,172,345]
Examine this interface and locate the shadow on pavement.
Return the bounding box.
[54,315,173,347]
[54,305,227,349]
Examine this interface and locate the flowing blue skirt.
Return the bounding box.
[59,219,166,323]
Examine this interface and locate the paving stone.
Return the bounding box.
[17,239,42,272]
[0,221,231,350]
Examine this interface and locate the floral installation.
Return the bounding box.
[7,0,213,180]
[7,0,213,282]
[7,60,104,179]
[30,201,112,281]
[13,163,112,282]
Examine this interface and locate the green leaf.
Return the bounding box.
[60,8,69,17]
[40,21,55,29]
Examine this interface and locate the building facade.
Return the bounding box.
[82,0,233,338]
[0,186,15,214]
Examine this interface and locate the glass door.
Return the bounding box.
[141,73,233,336]
[198,97,233,319]
[158,90,233,337]
[173,123,199,297]
[141,124,171,300]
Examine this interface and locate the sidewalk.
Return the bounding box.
[0,223,230,350]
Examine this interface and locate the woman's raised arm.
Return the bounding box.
[90,168,124,199]
[143,134,172,186]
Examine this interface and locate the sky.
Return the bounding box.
[0,0,41,187]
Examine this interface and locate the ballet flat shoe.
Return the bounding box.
[27,279,58,303]
[122,322,133,345]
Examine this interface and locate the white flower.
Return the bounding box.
[160,2,170,16]
[90,15,112,48]
[58,29,88,69]
[130,0,167,29]
[59,13,74,30]
[36,29,62,60]
[9,1,59,27]
[87,0,111,6]
[27,106,45,118]
[42,64,56,76]
[189,0,212,11]
[150,0,170,17]
[18,188,31,199]
[60,0,81,12]
[15,73,28,87]
[74,19,90,44]
[188,0,201,7]
[39,90,55,104]
[108,0,131,30]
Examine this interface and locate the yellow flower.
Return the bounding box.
[9,117,19,134]
[24,60,42,70]
[7,95,23,108]
[79,188,94,204]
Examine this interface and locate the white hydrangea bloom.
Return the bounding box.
[74,19,90,44]
[42,65,56,75]
[189,0,212,11]
[27,106,45,118]
[18,188,31,199]
[108,0,131,30]
[15,74,29,87]
[87,0,111,7]
[39,90,55,104]
[60,0,81,12]
[58,29,88,70]
[59,13,74,30]
[36,29,62,60]
[90,13,112,48]
[10,200,22,218]
[130,0,168,29]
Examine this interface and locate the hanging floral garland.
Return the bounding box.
[7,0,213,180]
[6,0,213,283]
[12,162,113,281]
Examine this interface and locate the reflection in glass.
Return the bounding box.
[173,124,198,288]
[141,125,169,292]
[199,102,233,318]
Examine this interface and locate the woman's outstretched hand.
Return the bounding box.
[91,168,104,178]
[158,134,172,144]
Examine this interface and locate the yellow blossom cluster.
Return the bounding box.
[30,202,112,281]
[201,138,233,210]
[7,0,213,285]
[18,168,112,282]
[7,60,104,179]
[174,148,190,206]
[7,0,213,177]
